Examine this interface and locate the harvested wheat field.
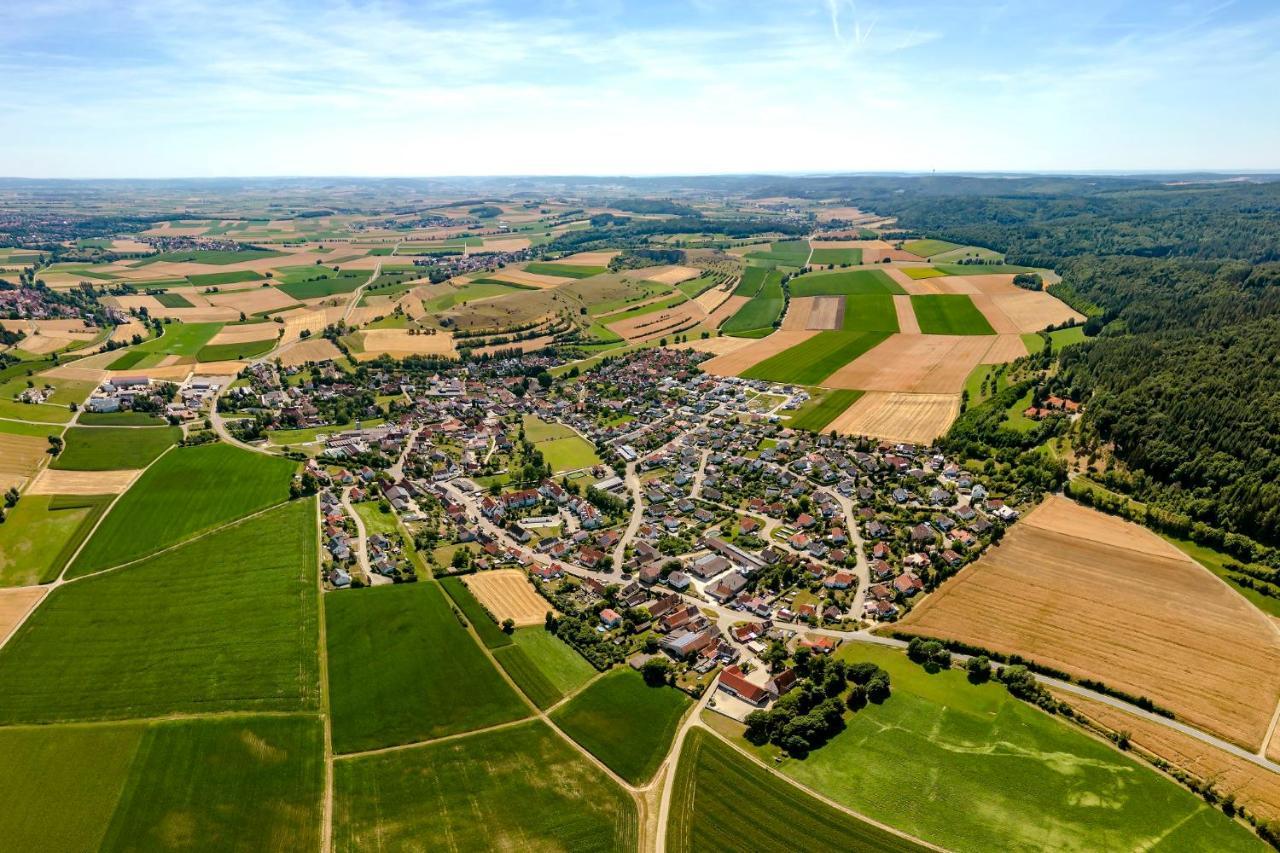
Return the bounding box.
[28,468,141,495]
[825,334,997,394]
[0,433,52,480]
[481,237,533,252]
[280,305,345,342]
[557,250,616,266]
[463,569,551,627]
[667,336,756,357]
[0,588,46,646]
[10,334,67,354]
[893,295,920,333]
[967,293,1020,332]
[982,334,1029,363]
[642,265,701,285]
[1055,689,1280,824]
[706,294,749,328]
[475,336,557,356]
[205,286,294,315]
[693,286,732,315]
[486,269,571,289]
[355,329,457,360]
[278,338,342,367]
[110,238,154,254]
[700,330,819,377]
[900,495,1280,750]
[608,301,706,343]
[780,297,814,330]
[827,391,959,445]
[206,324,280,346]
[863,241,925,263]
[989,291,1082,331]
[807,296,844,330]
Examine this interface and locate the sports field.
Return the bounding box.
[325,582,529,753]
[667,728,927,853]
[740,331,890,386]
[752,644,1260,852]
[0,494,111,586]
[900,496,1280,750]
[333,720,637,852]
[493,627,598,709]
[68,442,296,575]
[0,501,319,724]
[910,294,997,335]
[51,425,179,470]
[789,269,904,297]
[550,667,691,784]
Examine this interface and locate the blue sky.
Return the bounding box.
[2,0,1277,177]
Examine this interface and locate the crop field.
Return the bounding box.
[787,389,864,432]
[325,582,529,753]
[721,295,784,335]
[745,240,811,266]
[197,337,277,361]
[747,644,1260,852]
[839,293,900,332]
[0,501,319,724]
[699,330,819,377]
[910,294,996,335]
[790,269,904,297]
[902,238,963,257]
[185,269,263,287]
[824,334,1005,394]
[900,495,1280,750]
[550,667,691,784]
[667,729,926,853]
[110,321,223,364]
[439,575,515,649]
[524,261,607,278]
[51,425,179,470]
[808,247,863,265]
[0,494,111,586]
[493,627,597,709]
[68,442,296,576]
[136,249,285,265]
[275,270,369,300]
[0,716,322,852]
[900,266,946,279]
[333,720,637,852]
[740,330,890,385]
[153,291,194,308]
[732,266,772,296]
[0,431,57,486]
[827,390,960,445]
[0,588,45,645]
[464,569,550,627]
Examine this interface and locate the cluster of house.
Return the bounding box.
[0,286,88,319]
[85,375,166,414]
[1022,394,1082,421]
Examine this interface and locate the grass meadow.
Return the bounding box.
[439,575,515,649]
[325,582,529,753]
[808,247,863,266]
[0,494,111,586]
[745,240,811,266]
[667,729,927,853]
[197,337,278,362]
[910,294,997,335]
[1022,325,1088,354]
[787,389,864,433]
[740,331,890,386]
[493,627,598,709]
[790,269,904,297]
[757,645,1261,852]
[550,667,691,784]
[0,500,319,724]
[522,414,601,472]
[275,270,369,300]
[333,720,636,852]
[52,425,180,470]
[69,442,296,575]
[903,238,963,257]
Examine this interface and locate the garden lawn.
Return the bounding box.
[808,247,863,266]
[788,389,864,433]
[769,644,1261,852]
[333,720,636,852]
[910,294,996,335]
[68,442,296,575]
[524,262,607,278]
[0,494,111,586]
[493,627,597,709]
[790,269,904,297]
[550,667,691,784]
[741,331,890,386]
[325,582,529,753]
[0,501,319,723]
[52,425,179,470]
[667,729,926,853]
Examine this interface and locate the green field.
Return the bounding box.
[963,362,1009,406]
[0,494,111,586]
[333,720,636,852]
[839,293,900,332]
[51,425,180,470]
[153,291,194,308]
[1022,325,1088,353]
[106,320,223,368]
[903,238,963,258]
[789,269,904,297]
[493,627,597,709]
[0,394,75,423]
[422,281,527,311]
[75,411,167,426]
[0,500,319,723]
[741,331,890,385]
[732,266,771,296]
[523,414,600,472]
[0,374,94,406]
[438,575,516,649]
[185,269,264,287]
[524,262,608,278]
[668,729,927,853]
[787,389,864,432]
[550,668,691,785]
[275,270,369,300]
[601,292,688,324]
[901,266,946,280]
[197,336,277,362]
[677,275,720,298]
[933,262,1034,276]
[745,240,811,266]
[910,294,996,335]
[747,644,1261,852]
[808,247,863,266]
[722,296,784,335]
[326,582,529,753]
[0,716,322,851]
[68,442,296,575]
